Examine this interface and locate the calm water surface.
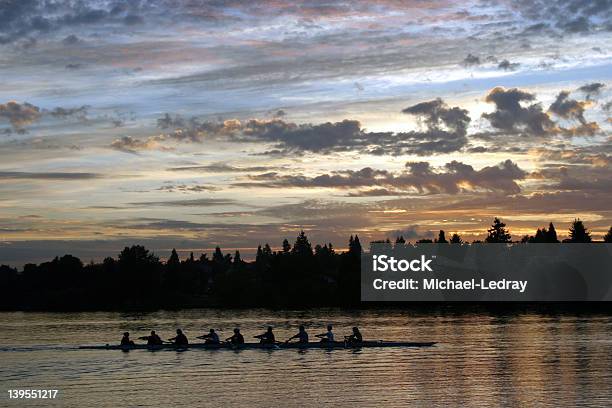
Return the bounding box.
[1,309,612,407]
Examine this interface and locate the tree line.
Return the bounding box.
[0,218,610,310]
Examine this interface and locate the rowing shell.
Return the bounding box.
[79,341,437,351]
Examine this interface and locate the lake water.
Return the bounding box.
[1,308,612,407]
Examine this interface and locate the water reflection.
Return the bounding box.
[1,309,611,407]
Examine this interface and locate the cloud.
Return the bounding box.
[0,171,102,180]
[156,184,220,193]
[482,87,554,135]
[50,105,89,120]
[577,82,605,99]
[235,159,526,195]
[110,135,170,153]
[558,16,590,33]
[167,162,280,173]
[0,101,94,131]
[399,98,471,155]
[498,59,520,71]
[548,91,600,135]
[0,101,41,129]
[61,34,80,46]
[153,103,470,156]
[129,198,238,207]
[548,91,589,123]
[463,54,480,66]
[0,1,147,43]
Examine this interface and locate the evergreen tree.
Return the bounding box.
[395,236,406,244]
[547,222,558,243]
[263,243,273,256]
[449,233,463,244]
[348,235,362,255]
[604,227,612,243]
[292,230,313,257]
[569,219,592,242]
[213,246,224,263]
[234,250,242,264]
[534,228,546,243]
[485,218,511,243]
[282,239,291,253]
[436,230,448,243]
[167,248,180,266]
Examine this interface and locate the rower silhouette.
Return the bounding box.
[254,326,276,344]
[197,328,220,344]
[139,330,163,345]
[315,325,334,343]
[286,325,309,344]
[225,328,244,345]
[345,327,363,345]
[120,332,135,346]
[169,329,188,346]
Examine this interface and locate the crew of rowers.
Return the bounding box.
[120,325,363,346]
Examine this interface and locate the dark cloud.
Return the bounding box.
[123,14,144,25]
[515,0,611,35]
[0,171,101,180]
[61,34,80,45]
[558,16,591,33]
[236,159,526,195]
[498,59,520,71]
[0,101,41,129]
[50,105,89,120]
[0,0,146,43]
[156,184,220,193]
[548,91,587,123]
[482,87,554,135]
[548,91,600,135]
[167,162,280,173]
[577,82,605,99]
[400,98,471,155]
[463,53,480,66]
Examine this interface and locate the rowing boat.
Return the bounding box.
[79,341,436,351]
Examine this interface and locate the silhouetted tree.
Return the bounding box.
[604,227,612,243]
[416,239,433,243]
[348,235,362,256]
[234,250,242,264]
[436,230,448,243]
[568,219,591,242]
[547,222,558,242]
[485,218,511,243]
[118,245,161,296]
[292,230,313,257]
[449,233,463,244]
[168,248,180,266]
[213,246,224,263]
[282,239,291,253]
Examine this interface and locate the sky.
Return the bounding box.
[0,0,611,265]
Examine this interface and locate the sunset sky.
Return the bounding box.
[0,0,610,265]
